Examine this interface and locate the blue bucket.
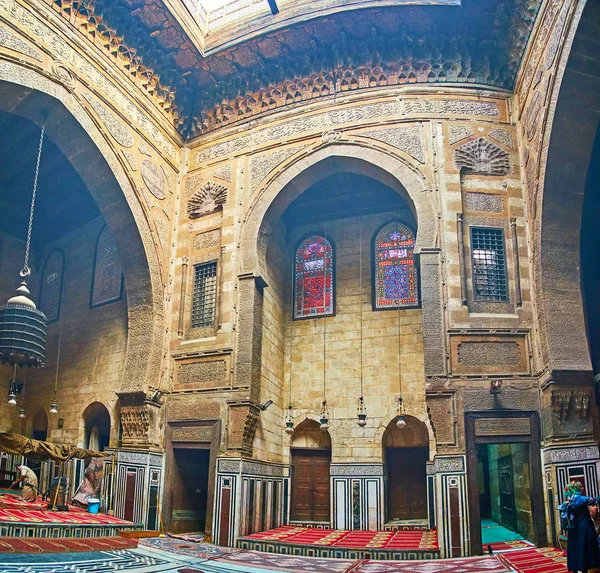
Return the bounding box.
[87,498,100,514]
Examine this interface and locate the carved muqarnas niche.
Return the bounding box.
[454,138,511,176]
[187,182,227,218]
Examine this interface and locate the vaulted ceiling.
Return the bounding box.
[79,0,540,139]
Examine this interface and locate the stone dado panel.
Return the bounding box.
[450,334,530,375]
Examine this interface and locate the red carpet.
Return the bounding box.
[243,526,439,550]
[487,539,534,552]
[0,535,138,553]
[0,507,135,525]
[499,547,567,573]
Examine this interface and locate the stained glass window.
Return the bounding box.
[39,250,64,323]
[91,225,123,308]
[373,222,418,309]
[293,235,334,319]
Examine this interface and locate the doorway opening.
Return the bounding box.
[82,402,111,452]
[383,416,429,525]
[290,419,331,524]
[477,443,533,545]
[171,448,210,534]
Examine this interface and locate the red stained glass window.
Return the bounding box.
[293,235,334,318]
[374,222,418,309]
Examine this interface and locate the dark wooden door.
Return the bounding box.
[499,455,517,531]
[387,447,428,520]
[171,448,210,533]
[292,449,330,522]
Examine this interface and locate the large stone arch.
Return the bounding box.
[534,0,600,377]
[240,142,435,276]
[0,62,164,398]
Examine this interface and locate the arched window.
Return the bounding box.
[293,235,334,319]
[373,222,418,309]
[90,225,123,308]
[39,250,64,323]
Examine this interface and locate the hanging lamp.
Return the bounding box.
[285,325,295,435]
[49,318,62,415]
[0,126,47,368]
[7,365,19,405]
[18,405,26,419]
[396,300,406,430]
[357,223,367,427]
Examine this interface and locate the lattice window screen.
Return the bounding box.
[192,261,217,328]
[470,227,508,302]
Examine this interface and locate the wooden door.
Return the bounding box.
[292,449,330,522]
[387,447,428,521]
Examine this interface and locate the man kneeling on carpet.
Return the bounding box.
[10,464,38,502]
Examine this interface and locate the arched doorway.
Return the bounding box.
[82,402,111,452]
[31,408,48,442]
[290,419,331,523]
[383,415,429,524]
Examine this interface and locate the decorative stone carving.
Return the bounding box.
[524,91,543,141]
[218,459,242,474]
[241,460,288,477]
[171,427,212,442]
[213,163,232,182]
[321,130,343,144]
[51,61,76,90]
[454,138,511,175]
[139,142,153,157]
[427,396,455,445]
[168,400,220,421]
[464,387,539,412]
[545,0,570,70]
[121,150,137,171]
[196,135,252,165]
[330,464,384,476]
[449,125,474,145]
[360,125,424,163]
[120,405,150,440]
[488,128,513,149]
[250,146,307,193]
[187,182,227,218]
[185,174,204,195]
[475,418,531,436]
[400,100,499,118]
[0,26,41,61]
[458,341,521,366]
[549,388,591,422]
[177,360,228,388]
[434,457,465,474]
[465,192,504,213]
[141,160,167,200]
[194,229,221,251]
[543,445,600,465]
[83,93,135,148]
[154,211,171,262]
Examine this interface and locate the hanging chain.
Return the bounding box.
[21,125,45,278]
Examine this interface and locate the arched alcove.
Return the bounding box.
[382,415,429,523]
[31,408,48,442]
[82,402,111,452]
[290,419,331,523]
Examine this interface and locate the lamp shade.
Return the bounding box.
[0,282,47,368]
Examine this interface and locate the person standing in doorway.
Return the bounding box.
[10,464,38,502]
[564,482,600,573]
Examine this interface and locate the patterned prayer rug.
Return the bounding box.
[140,535,239,559]
[0,535,138,553]
[213,550,357,573]
[355,556,511,572]
[485,539,535,553]
[499,547,568,573]
[0,507,135,525]
[242,526,439,550]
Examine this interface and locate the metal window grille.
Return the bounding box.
[471,227,508,302]
[191,262,217,328]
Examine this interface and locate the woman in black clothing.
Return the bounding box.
[564,482,600,573]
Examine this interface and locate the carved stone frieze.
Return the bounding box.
[83,93,135,148]
[167,399,220,422]
[545,0,570,70]
[213,163,232,182]
[449,125,474,145]
[400,99,499,118]
[458,341,521,367]
[118,399,162,449]
[241,460,289,477]
[524,91,543,142]
[177,360,228,388]
[218,459,241,474]
[359,125,424,163]
[464,192,504,213]
[0,26,41,61]
[185,174,204,195]
[543,445,600,465]
[250,145,308,194]
[427,395,456,445]
[187,182,227,218]
[227,402,260,455]
[321,130,343,144]
[141,160,168,200]
[488,128,513,149]
[154,210,171,262]
[475,418,531,436]
[121,150,137,171]
[330,464,384,476]
[454,138,511,175]
[171,427,212,442]
[434,457,465,474]
[194,229,221,251]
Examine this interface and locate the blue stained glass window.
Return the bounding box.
[374,222,418,309]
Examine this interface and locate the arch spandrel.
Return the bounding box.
[0,64,165,397]
[240,142,436,278]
